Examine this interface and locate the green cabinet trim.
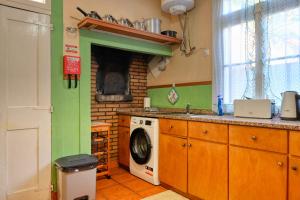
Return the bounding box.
[80,30,172,56]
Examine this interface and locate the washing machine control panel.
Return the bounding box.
[132,117,154,127]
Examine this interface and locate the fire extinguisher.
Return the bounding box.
[63,55,81,89]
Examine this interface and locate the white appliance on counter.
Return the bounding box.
[234,99,275,119]
[281,91,300,120]
[130,117,160,185]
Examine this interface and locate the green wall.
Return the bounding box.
[148,85,212,109]
[51,0,91,190]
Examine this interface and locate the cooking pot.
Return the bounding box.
[103,14,118,24]
[76,7,101,20]
[144,18,161,34]
[133,20,146,31]
[161,30,177,38]
[118,18,134,28]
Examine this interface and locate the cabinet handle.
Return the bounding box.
[277,162,284,167]
[202,130,208,134]
[188,143,192,148]
[169,125,173,129]
[182,143,186,147]
[292,166,298,171]
[251,135,257,141]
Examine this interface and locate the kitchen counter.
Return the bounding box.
[118,109,300,131]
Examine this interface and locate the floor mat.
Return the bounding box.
[141,190,189,200]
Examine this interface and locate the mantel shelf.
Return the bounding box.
[78,17,182,45]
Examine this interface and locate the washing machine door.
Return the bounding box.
[130,128,152,165]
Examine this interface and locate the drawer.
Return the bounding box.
[119,115,131,127]
[290,131,300,156]
[188,121,228,143]
[160,119,187,137]
[229,125,288,153]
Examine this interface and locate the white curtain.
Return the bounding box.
[212,0,300,112]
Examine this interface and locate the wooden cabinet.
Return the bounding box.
[290,131,300,156]
[118,115,131,167]
[160,118,187,137]
[229,125,288,153]
[159,133,188,192]
[229,146,287,200]
[289,157,300,200]
[189,121,228,143]
[119,115,131,127]
[118,127,130,167]
[188,139,228,200]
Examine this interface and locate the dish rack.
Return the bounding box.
[91,122,111,178]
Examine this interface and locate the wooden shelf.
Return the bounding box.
[92,122,111,178]
[78,17,182,45]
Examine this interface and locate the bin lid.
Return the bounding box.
[55,154,98,173]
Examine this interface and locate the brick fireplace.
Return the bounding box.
[91,47,148,162]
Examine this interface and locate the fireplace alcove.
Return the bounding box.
[92,45,133,102]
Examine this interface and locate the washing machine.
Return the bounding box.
[129,116,160,185]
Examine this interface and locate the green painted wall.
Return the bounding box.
[51,0,91,190]
[148,85,212,109]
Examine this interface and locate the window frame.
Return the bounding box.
[222,0,300,102]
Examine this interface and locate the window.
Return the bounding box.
[214,0,300,106]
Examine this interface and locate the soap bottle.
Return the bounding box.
[217,95,224,116]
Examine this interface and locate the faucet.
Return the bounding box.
[186,103,191,114]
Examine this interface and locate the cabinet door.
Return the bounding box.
[159,133,187,192]
[188,139,228,200]
[289,157,300,200]
[118,127,130,167]
[229,146,287,200]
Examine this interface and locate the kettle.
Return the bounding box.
[280,91,300,120]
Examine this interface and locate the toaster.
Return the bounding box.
[234,99,275,119]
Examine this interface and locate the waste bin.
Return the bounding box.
[55,154,98,200]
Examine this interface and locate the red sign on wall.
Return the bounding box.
[63,55,81,75]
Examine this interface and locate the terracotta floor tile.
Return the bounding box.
[122,178,154,193]
[96,168,166,200]
[99,184,141,200]
[112,172,138,183]
[137,186,166,198]
[110,167,127,175]
[97,178,118,190]
[96,192,107,200]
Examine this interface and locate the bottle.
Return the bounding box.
[217,95,224,116]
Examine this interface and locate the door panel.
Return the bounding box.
[289,157,300,200]
[118,127,130,167]
[159,133,187,193]
[0,6,51,200]
[229,146,287,200]
[188,139,228,200]
[7,129,38,193]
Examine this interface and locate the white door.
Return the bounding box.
[0,5,51,200]
[0,0,51,15]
